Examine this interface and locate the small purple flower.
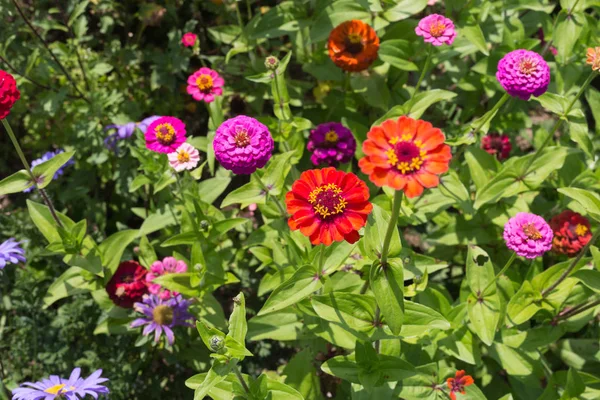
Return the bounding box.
[0,238,26,269]
[213,115,274,175]
[11,368,108,400]
[496,50,550,101]
[131,294,194,345]
[307,122,356,167]
[68,368,110,399]
[504,212,553,259]
[104,116,162,148]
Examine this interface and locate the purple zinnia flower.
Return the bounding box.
[0,238,26,269]
[213,115,274,175]
[504,212,553,259]
[11,368,108,400]
[131,294,194,345]
[307,122,356,167]
[496,49,550,101]
[23,150,74,193]
[104,116,162,149]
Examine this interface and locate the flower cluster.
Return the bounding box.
[147,256,188,299]
[23,149,74,193]
[131,294,194,345]
[0,238,26,269]
[0,69,20,119]
[12,368,109,400]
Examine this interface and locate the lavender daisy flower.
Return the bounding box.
[104,116,162,149]
[23,150,74,193]
[69,368,110,399]
[131,294,194,345]
[307,122,356,166]
[0,238,26,269]
[11,368,109,400]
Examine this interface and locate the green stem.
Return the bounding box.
[470,92,511,137]
[233,364,250,394]
[409,46,433,104]
[557,299,600,321]
[255,175,287,217]
[542,228,600,297]
[235,1,245,33]
[1,119,63,227]
[482,252,516,295]
[380,191,403,266]
[319,245,326,272]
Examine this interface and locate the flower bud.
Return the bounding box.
[209,335,224,352]
[264,56,279,71]
[200,220,209,231]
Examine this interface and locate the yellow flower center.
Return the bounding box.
[519,58,537,74]
[345,33,364,54]
[325,130,338,143]
[196,74,214,92]
[522,223,542,240]
[575,224,588,236]
[44,384,74,395]
[155,123,176,145]
[386,135,426,175]
[429,21,446,38]
[153,304,174,326]
[347,33,362,44]
[234,127,251,147]
[308,183,347,219]
[177,150,190,163]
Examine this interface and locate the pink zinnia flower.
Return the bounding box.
[186,68,224,103]
[181,32,197,47]
[145,116,187,153]
[146,257,188,300]
[496,49,550,101]
[415,14,456,46]
[504,212,553,259]
[168,143,200,172]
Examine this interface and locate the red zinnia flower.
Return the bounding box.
[285,167,372,246]
[358,116,451,198]
[106,261,149,308]
[550,210,593,257]
[446,370,474,400]
[0,70,21,119]
[481,133,511,160]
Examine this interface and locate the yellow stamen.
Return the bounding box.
[308,183,347,219]
[45,384,66,395]
[177,150,190,163]
[522,223,542,240]
[196,74,214,91]
[347,33,362,44]
[575,224,588,236]
[429,21,446,37]
[153,305,174,326]
[155,123,176,145]
[325,130,338,143]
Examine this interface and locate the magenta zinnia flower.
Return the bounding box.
[146,256,188,299]
[307,122,356,166]
[214,115,274,174]
[415,14,456,46]
[181,32,197,47]
[481,133,511,160]
[145,116,187,153]
[186,68,224,103]
[496,49,550,101]
[131,294,194,345]
[504,212,553,259]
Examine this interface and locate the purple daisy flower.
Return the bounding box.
[307,122,356,166]
[213,115,274,175]
[131,294,194,345]
[68,368,110,399]
[496,49,550,101]
[11,368,108,400]
[503,212,553,259]
[104,115,162,149]
[0,238,26,269]
[23,150,74,193]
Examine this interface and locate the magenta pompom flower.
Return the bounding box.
[307,122,356,167]
[181,32,197,47]
[131,294,194,345]
[146,256,188,299]
[187,68,224,103]
[415,14,456,46]
[145,116,187,154]
[168,143,200,172]
[496,50,550,101]
[504,212,553,259]
[214,115,274,175]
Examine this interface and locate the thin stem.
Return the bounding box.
[470,92,511,137]
[556,299,600,321]
[409,45,433,105]
[380,191,403,266]
[245,0,253,19]
[272,72,286,118]
[255,175,287,217]
[319,245,326,272]
[11,0,89,103]
[482,252,516,295]
[235,1,245,32]
[374,307,381,352]
[233,364,250,394]
[542,229,600,297]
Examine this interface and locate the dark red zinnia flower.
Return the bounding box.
[446,370,474,400]
[549,210,592,257]
[106,261,149,308]
[481,133,511,160]
[0,70,20,119]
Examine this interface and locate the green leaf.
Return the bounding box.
[0,170,33,195]
[153,170,176,194]
[99,230,139,278]
[363,204,401,261]
[467,292,501,346]
[402,300,450,337]
[27,200,75,243]
[321,355,360,383]
[460,18,489,55]
[378,40,418,71]
[506,281,542,327]
[465,147,499,190]
[258,265,322,315]
[220,181,264,208]
[554,12,585,65]
[488,343,534,376]
[247,311,305,341]
[563,368,586,399]
[466,245,496,295]
[310,0,370,43]
[44,266,95,307]
[408,89,457,120]
[227,293,248,345]
[197,177,231,205]
[382,0,428,21]
[371,259,404,335]
[568,111,594,159]
[282,349,322,400]
[193,361,232,400]
[68,0,89,26]
[129,174,152,193]
[208,218,248,240]
[31,151,75,189]
[161,231,200,247]
[572,269,600,293]
[558,188,600,221]
[311,292,377,333]
[259,151,296,195]
[138,235,157,268]
[196,321,226,352]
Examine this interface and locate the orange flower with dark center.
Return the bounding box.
[586,47,600,71]
[358,116,451,198]
[447,370,474,400]
[327,20,379,72]
[286,168,372,246]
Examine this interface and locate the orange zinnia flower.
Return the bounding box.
[586,47,600,71]
[446,370,474,400]
[285,168,372,246]
[358,116,451,198]
[327,20,379,72]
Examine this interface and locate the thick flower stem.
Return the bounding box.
[1,118,63,227]
[542,228,600,298]
[409,45,433,105]
[380,191,403,266]
[233,364,250,394]
[556,299,600,323]
[482,252,516,295]
[470,92,511,137]
[255,175,287,217]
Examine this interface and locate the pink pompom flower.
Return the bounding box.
[146,256,188,300]
[145,116,187,154]
[415,14,456,46]
[503,212,553,259]
[168,143,200,171]
[187,68,224,103]
[496,49,550,101]
[181,32,197,47]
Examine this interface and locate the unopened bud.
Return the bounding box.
[209,335,224,352]
[265,56,279,71]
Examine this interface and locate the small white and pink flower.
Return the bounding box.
[146,256,188,299]
[168,143,200,172]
